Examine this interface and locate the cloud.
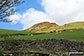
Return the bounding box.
[8,13,21,24]
[8,8,51,29]
[41,0,84,25]
[20,8,51,29]
[9,0,84,29]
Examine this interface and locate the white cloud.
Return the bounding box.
[8,13,21,24]
[9,0,84,29]
[20,8,51,29]
[41,0,84,25]
[8,8,51,29]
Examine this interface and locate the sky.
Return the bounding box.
[0,0,84,30]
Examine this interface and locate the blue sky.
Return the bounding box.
[1,0,84,30]
[0,0,43,30]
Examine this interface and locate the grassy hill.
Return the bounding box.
[25,21,59,32]
[28,21,84,32]
[60,22,84,29]
[0,29,84,41]
[0,29,34,34]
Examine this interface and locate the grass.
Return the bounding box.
[0,29,83,55]
[36,22,84,32]
[60,22,84,30]
[0,51,83,56]
[76,55,84,56]
[0,29,34,34]
[0,29,84,41]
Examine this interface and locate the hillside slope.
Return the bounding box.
[25,21,84,32]
[60,22,84,30]
[25,21,59,32]
[0,29,34,34]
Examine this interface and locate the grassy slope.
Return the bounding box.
[36,22,84,32]
[0,29,34,34]
[0,29,84,41]
[60,22,84,29]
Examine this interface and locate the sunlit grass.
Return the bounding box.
[0,29,84,41]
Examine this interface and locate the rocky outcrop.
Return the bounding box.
[0,39,83,52]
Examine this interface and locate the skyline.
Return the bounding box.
[1,0,84,30]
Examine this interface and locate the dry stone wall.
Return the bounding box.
[0,39,83,52]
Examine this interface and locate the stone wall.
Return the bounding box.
[0,53,50,56]
[0,39,83,52]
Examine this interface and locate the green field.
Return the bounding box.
[0,29,83,55]
[0,29,84,41]
[0,29,34,34]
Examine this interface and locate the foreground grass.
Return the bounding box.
[0,51,83,56]
[0,29,84,41]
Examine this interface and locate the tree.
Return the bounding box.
[0,0,24,22]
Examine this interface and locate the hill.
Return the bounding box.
[60,22,84,30]
[25,21,59,32]
[0,29,34,34]
[25,21,84,32]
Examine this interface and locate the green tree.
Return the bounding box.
[0,0,24,22]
